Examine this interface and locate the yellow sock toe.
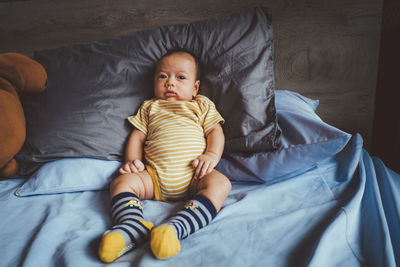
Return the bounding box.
[98,232,126,263]
[99,220,154,263]
[151,225,181,259]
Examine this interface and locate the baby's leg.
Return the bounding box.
[188,169,232,212]
[151,170,231,259]
[99,171,155,263]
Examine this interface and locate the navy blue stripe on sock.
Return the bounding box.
[193,194,217,219]
[113,209,142,224]
[180,213,195,236]
[197,207,210,225]
[175,222,183,238]
[175,218,187,238]
[120,223,147,239]
[187,209,203,228]
[111,192,138,206]
[171,219,184,238]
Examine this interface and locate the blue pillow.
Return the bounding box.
[15,90,350,196]
[216,90,351,183]
[15,158,120,196]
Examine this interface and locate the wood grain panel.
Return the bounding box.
[273,0,382,149]
[372,0,400,172]
[0,0,382,150]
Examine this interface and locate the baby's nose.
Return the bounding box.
[166,77,176,87]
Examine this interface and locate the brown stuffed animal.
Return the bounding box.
[0,53,47,178]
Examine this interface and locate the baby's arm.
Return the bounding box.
[119,129,146,174]
[193,123,225,179]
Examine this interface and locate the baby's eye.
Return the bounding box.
[177,75,186,80]
[158,74,167,79]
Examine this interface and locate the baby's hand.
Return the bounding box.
[119,159,145,174]
[192,152,219,179]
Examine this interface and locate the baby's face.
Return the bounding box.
[154,52,200,101]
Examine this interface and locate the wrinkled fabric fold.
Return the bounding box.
[1,133,399,266]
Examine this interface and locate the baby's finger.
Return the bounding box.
[192,159,199,168]
[199,162,211,178]
[194,161,204,179]
[128,163,138,173]
[134,159,144,172]
[120,164,131,174]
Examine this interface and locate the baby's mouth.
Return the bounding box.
[165,90,177,97]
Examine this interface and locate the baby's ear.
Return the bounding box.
[193,80,200,96]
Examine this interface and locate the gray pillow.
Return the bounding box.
[17,7,281,175]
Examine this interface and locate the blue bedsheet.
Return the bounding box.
[1,133,399,266]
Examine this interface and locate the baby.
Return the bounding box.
[98,49,232,262]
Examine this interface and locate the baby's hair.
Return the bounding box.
[156,48,201,80]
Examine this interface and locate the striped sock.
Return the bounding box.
[151,194,217,259]
[99,192,153,263]
[167,194,217,239]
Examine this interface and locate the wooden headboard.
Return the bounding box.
[0,0,382,150]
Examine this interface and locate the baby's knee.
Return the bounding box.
[209,171,231,195]
[110,174,142,197]
[110,174,130,188]
[110,172,154,200]
[219,175,232,194]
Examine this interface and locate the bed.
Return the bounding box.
[1,7,399,267]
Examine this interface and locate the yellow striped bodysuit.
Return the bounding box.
[127,94,224,201]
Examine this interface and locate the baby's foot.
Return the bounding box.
[150,225,181,259]
[150,195,217,260]
[99,219,153,263]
